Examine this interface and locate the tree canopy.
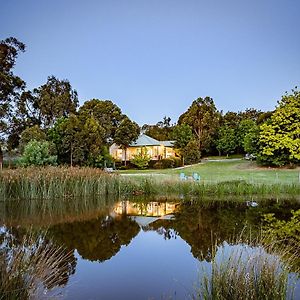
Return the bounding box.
[178,97,220,153]
[259,88,300,166]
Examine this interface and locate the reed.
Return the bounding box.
[0,167,300,200]
[193,236,299,300]
[0,231,74,300]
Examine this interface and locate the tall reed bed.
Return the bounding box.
[0,230,74,299]
[194,239,298,300]
[1,167,300,200]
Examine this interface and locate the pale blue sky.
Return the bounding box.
[1,0,300,124]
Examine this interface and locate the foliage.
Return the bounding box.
[0,37,25,133]
[114,116,140,165]
[153,158,175,169]
[236,119,256,153]
[262,209,300,247]
[183,139,201,164]
[49,115,105,166]
[0,37,25,164]
[17,76,78,129]
[259,89,300,166]
[19,125,46,151]
[142,116,174,141]
[178,97,220,153]
[131,147,151,169]
[172,124,194,164]
[216,126,236,156]
[244,125,260,155]
[78,99,124,142]
[19,140,57,166]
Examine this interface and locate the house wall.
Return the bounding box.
[109,144,176,161]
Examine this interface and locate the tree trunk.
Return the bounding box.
[0,146,3,171]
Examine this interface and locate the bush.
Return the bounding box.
[183,139,201,165]
[131,147,151,169]
[153,157,180,169]
[19,140,57,167]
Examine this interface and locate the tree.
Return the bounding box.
[172,124,194,165]
[49,115,106,167]
[17,76,78,129]
[244,125,260,155]
[178,97,220,153]
[216,126,236,156]
[114,116,140,166]
[78,99,124,142]
[19,140,57,166]
[0,37,25,167]
[236,119,257,153]
[142,116,174,141]
[259,88,300,166]
[19,125,46,152]
[182,139,201,165]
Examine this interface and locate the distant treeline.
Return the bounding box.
[1,37,299,168]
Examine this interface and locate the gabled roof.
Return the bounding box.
[130,134,161,147]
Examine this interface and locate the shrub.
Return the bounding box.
[131,147,151,169]
[19,140,57,167]
[153,158,174,169]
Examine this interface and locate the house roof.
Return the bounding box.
[160,140,175,147]
[130,134,161,147]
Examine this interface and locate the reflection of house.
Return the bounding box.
[114,201,178,217]
[109,134,176,161]
[113,201,179,227]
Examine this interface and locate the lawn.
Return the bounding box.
[118,159,300,185]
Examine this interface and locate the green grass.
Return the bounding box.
[118,159,300,185]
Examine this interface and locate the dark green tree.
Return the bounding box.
[0,37,25,167]
[178,97,220,153]
[216,126,236,156]
[78,99,124,142]
[114,116,140,166]
[172,124,194,165]
[236,119,257,153]
[17,76,78,129]
[142,116,174,141]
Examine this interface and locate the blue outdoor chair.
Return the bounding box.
[179,172,188,180]
[192,172,201,181]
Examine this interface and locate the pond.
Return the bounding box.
[1,197,300,299]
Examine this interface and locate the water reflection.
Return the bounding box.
[49,215,140,262]
[0,197,299,299]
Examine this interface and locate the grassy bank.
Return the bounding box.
[119,159,300,185]
[0,166,300,200]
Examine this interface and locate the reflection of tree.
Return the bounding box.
[49,215,140,262]
[147,200,300,261]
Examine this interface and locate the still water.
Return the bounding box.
[1,197,300,299]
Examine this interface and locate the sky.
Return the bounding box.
[1,0,300,125]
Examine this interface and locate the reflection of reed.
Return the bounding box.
[0,229,75,299]
[0,197,114,227]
